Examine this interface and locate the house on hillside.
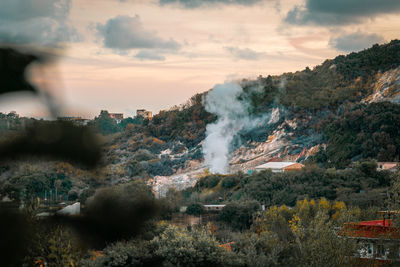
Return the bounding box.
[377,162,398,172]
[99,110,124,123]
[254,162,304,173]
[136,109,152,120]
[338,211,400,264]
[109,113,124,123]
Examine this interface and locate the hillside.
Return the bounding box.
[97,40,400,196]
[1,40,399,200]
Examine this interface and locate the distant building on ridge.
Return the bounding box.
[99,110,124,123]
[109,113,124,123]
[136,109,152,120]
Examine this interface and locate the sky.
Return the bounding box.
[0,0,399,118]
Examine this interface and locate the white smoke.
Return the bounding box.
[268,107,279,124]
[202,81,279,174]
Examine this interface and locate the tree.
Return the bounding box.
[186,203,204,216]
[149,225,239,267]
[87,224,240,267]
[298,211,356,267]
[28,225,83,267]
[251,199,358,266]
[90,110,121,135]
[219,201,260,230]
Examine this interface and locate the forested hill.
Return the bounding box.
[130,39,400,147]
[2,40,400,183]
[1,40,400,206]
[99,40,400,173]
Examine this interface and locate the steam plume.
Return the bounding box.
[203,81,279,174]
[203,82,248,173]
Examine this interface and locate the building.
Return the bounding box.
[338,211,400,264]
[98,110,124,123]
[254,162,305,173]
[377,162,398,172]
[109,113,124,123]
[136,109,152,120]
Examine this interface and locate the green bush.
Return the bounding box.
[186,203,205,216]
[219,201,260,230]
[222,176,239,189]
[197,175,221,189]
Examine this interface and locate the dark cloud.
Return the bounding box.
[285,0,400,26]
[134,50,166,61]
[0,0,80,46]
[225,46,266,60]
[159,0,262,8]
[96,15,181,53]
[329,32,385,52]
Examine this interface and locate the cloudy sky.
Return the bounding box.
[0,0,399,118]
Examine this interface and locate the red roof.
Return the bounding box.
[338,220,400,240]
[357,220,392,227]
[283,163,305,171]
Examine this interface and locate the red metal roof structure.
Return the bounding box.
[338,220,400,240]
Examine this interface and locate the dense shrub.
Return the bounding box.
[186,203,205,216]
[219,201,260,230]
[221,176,239,189]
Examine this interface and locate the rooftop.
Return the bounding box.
[255,161,300,169]
[338,220,400,240]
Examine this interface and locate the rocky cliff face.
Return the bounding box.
[365,66,400,103]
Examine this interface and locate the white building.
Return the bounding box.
[254,162,304,173]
